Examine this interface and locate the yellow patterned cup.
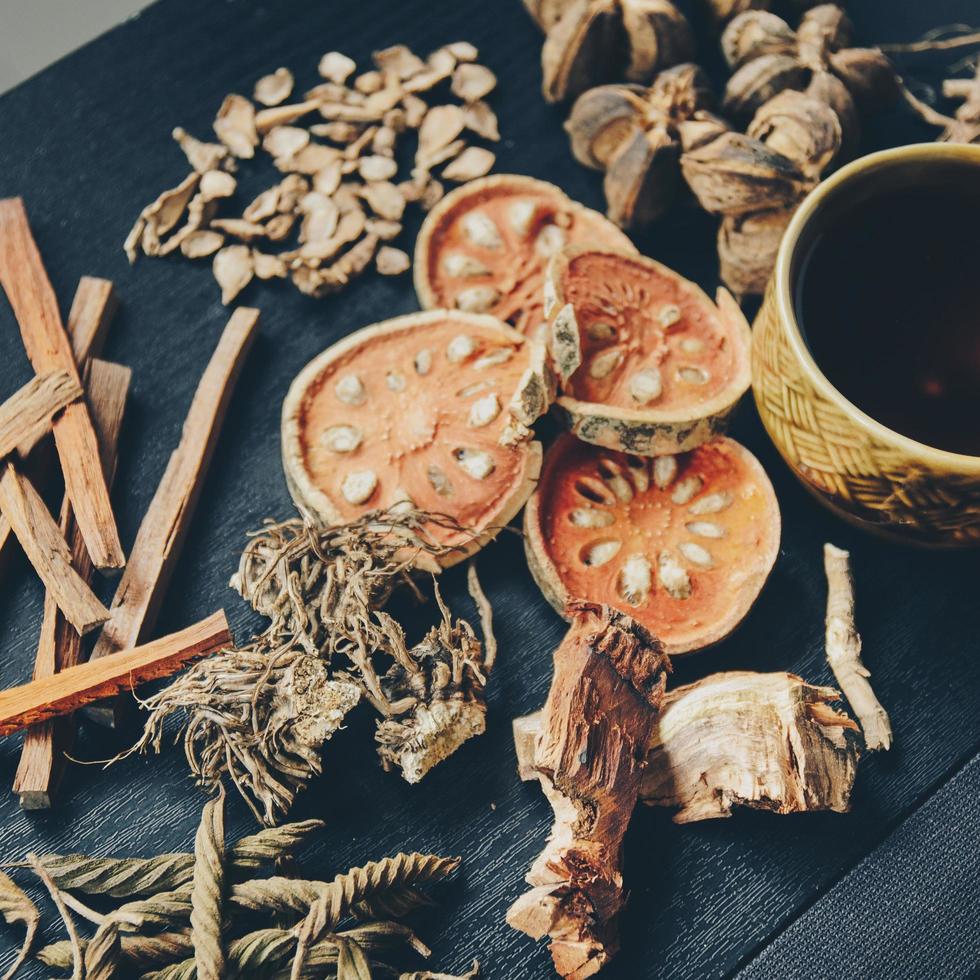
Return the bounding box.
[753,143,980,546]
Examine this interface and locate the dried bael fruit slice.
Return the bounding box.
[414,174,636,335]
[282,310,546,567]
[548,246,752,455]
[525,433,780,654]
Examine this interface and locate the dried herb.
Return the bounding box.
[128,510,495,824]
[126,41,503,302]
[27,853,83,980]
[189,791,226,980]
[0,870,39,980]
[401,963,481,980]
[37,932,193,972]
[82,921,121,980]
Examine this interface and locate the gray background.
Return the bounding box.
[0,0,146,94]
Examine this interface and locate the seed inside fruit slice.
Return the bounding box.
[282,311,546,568]
[414,174,636,335]
[547,246,753,456]
[524,433,780,654]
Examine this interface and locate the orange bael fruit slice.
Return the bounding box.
[546,246,752,455]
[414,174,636,335]
[525,433,780,654]
[282,311,549,568]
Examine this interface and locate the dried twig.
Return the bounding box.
[27,853,83,980]
[824,543,893,751]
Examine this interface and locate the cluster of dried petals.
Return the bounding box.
[722,4,898,154]
[565,63,722,226]
[124,40,502,303]
[529,0,696,102]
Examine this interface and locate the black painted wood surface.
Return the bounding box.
[0,1,978,977]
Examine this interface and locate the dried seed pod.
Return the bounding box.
[415,174,635,334]
[681,130,808,215]
[716,207,793,298]
[722,10,797,69]
[603,124,679,226]
[541,0,695,103]
[723,52,809,118]
[524,434,780,653]
[547,246,752,456]
[747,89,841,178]
[565,83,649,170]
[806,68,860,156]
[827,47,899,112]
[281,311,548,565]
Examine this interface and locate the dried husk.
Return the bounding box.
[747,88,841,177]
[603,125,680,226]
[722,10,797,68]
[723,51,809,118]
[717,207,793,297]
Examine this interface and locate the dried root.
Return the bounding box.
[127,510,496,824]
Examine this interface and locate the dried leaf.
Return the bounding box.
[214,94,258,158]
[0,870,39,980]
[253,67,294,107]
[376,246,410,275]
[451,63,497,103]
[442,147,495,182]
[213,245,254,304]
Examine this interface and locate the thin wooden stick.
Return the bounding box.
[87,307,259,726]
[0,371,81,459]
[0,276,118,566]
[879,31,980,54]
[14,359,131,808]
[824,543,893,752]
[0,464,109,634]
[0,610,231,736]
[0,198,124,570]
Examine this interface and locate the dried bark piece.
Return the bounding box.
[415,174,635,335]
[86,310,258,727]
[0,371,81,460]
[212,244,254,303]
[525,434,780,654]
[281,311,547,565]
[213,94,258,158]
[0,612,231,736]
[547,247,752,455]
[507,603,670,979]
[541,0,695,103]
[0,198,125,571]
[253,67,294,106]
[376,246,410,275]
[824,543,892,751]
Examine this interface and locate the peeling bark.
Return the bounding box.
[507,603,669,979]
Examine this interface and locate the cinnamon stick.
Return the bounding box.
[14,359,131,808]
[0,277,118,566]
[0,465,109,634]
[0,371,81,458]
[0,198,124,570]
[0,611,231,736]
[87,307,259,726]
[507,603,670,980]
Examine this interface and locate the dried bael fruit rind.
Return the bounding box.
[524,433,780,654]
[282,311,546,567]
[414,174,636,335]
[547,246,752,455]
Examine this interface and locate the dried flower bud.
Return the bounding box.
[723,53,809,119]
[722,11,796,70]
[747,89,841,179]
[717,208,794,297]
[828,47,899,112]
[681,131,808,216]
[541,0,694,103]
[604,124,680,225]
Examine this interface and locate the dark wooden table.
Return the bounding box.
[0,1,978,977]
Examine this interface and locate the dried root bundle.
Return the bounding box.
[127,510,496,824]
[125,41,502,302]
[6,795,471,980]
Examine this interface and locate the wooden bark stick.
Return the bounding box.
[0,198,124,569]
[0,465,109,634]
[87,307,259,726]
[0,371,81,458]
[507,603,670,980]
[13,359,131,809]
[824,543,893,751]
[0,610,231,736]
[0,277,118,567]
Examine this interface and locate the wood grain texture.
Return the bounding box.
[0,370,80,458]
[0,199,124,569]
[0,464,109,634]
[13,358,131,808]
[0,2,978,979]
[0,610,231,735]
[87,307,258,724]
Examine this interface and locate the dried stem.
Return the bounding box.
[879,31,980,54]
[190,790,226,980]
[0,870,39,980]
[27,852,83,980]
[824,543,893,751]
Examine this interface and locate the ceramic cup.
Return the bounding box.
[752,142,980,546]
